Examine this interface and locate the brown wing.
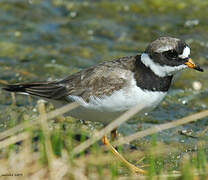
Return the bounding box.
[58,56,136,101]
[3,56,136,102]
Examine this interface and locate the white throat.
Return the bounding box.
[141,53,187,77]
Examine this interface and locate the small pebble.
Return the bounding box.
[51,59,56,63]
[124,5,130,11]
[32,108,37,112]
[185,19,199,27]
[177,155,181,159]
[87,30,94,35]
[14,31,21,37]
[192,81,202,90]
[28,0,33,4]
[70,12,77,18]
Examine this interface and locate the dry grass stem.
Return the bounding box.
[0,79,8,85]
[46,102,80,120]
[38,101,69,180]
[114,109,208,146]
[0,98,207,179]
[0,121,32,141]
[0,132,29,149]
[0,102,80,141]
[38,101,55,162]
[72,108,208,156]
[72,104,145,155]
[118,170,208,180]
[11,92,16,106]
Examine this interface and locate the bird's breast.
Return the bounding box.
[67,78,167,123]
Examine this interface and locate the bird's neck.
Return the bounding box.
[133,55,173,92]
[140,53,186,77]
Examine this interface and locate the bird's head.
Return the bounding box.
[141,37,203,77]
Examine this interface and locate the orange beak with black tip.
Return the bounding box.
[185,58,203,72]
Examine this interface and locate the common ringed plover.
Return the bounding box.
[3,36,203,174]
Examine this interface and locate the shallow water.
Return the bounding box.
[0,0,208,160]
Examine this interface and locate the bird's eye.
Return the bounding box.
[164,50,178,59]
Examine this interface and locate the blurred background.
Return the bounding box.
[0,0,208,178]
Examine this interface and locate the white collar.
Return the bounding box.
[140,53,187,77]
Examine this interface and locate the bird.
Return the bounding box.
[2,37,203,174]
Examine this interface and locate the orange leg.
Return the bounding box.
[102,135,146,174]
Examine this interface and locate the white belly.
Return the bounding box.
[66,77,166,124]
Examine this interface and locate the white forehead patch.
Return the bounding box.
[179,46,190,59]
[156,46,173,53]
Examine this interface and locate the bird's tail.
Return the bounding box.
[2,82,68,100]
